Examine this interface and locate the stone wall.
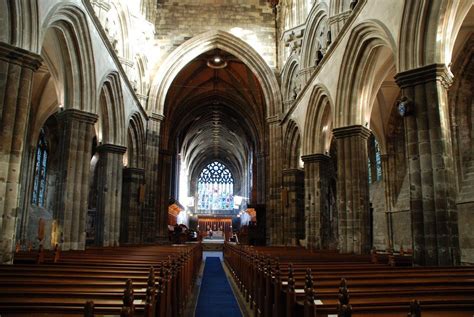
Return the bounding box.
[370,174,412,252]
[458,203,474,264]
[369,180,387,250]
[26,206,54,249]
[391,174,412,251]
[155,0,276,67]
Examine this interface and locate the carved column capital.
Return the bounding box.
[0,43,42,70]
[332,125,371,140]
[301,153,330,164]
[395,63,453,90]
[282,168,304,176]
[149,113,165,122]
[56,109,98,124]
[97,143,127,154]
[266,115,281,125]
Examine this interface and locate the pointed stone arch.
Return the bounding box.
[1,0,40,52]
[148,30,282,117]
[283,120,302,169]
[40,3,96,113]
[335,20,397,128]
[107,0,132,59]
[98,71,126,146]
[126,112,146,169]
[134,53,148,97]
[303,84,334,155]
[398,0,473,71]
[280,54,300,104]
[300,2,329,69]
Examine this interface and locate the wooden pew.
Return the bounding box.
[223,243,474,317]
[0,243,203,316]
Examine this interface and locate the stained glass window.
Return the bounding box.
[198,161,234,211]
[368,137,382,183]
[32,129,48,207]
[375,140,382,181]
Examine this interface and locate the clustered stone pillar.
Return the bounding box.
[156,149,172,242]
[302,154,330,250]
[380,153,393,248]
[142,114,163,243]
[255,152,266,205]
[282,168,304,245]
[395,64,460,266]
[333,125,371,254]
[267,116,282,245]
[95,144,126,247]
[55,109,98,250]
[0,43,42,263]
[120,167,144,244]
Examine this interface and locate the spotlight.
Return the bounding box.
[207,54,227,69]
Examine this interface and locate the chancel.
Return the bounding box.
[0,0,473,316]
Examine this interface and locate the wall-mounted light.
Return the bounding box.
[397,96,413,117]
[207,55,227,69]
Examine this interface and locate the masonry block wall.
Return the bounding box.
[155,0,276,67]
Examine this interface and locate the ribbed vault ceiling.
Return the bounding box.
[164,49,266,183]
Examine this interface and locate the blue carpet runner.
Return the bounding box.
[195,257,242,317]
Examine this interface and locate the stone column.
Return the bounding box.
[156,149,172,242]
[55,109,98,250]
[380,154,392,209]
[256,152,266,204]
[380,153,393,248]
[333,125,371,254]
[142,114,163,243]
[266,116,283,245]
[120,167,144,244]
[282,168,304,246]
[0,43,42,263]
[302,154,330,250]
[95,144,126,247]
[395,64,460,266]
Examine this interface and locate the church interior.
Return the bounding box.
[1,0,474,316]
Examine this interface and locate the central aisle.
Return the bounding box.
[195,256,242,317]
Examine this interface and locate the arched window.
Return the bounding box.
[32,129,48,207]
[198,161,234,211]
[368,136,382,183]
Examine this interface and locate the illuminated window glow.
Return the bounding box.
[32,129,48,207]
[198,161,234,210]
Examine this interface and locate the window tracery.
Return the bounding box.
[198,161,234,211]
[32,129,48,207]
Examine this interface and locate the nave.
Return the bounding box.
[1,242,474,316]
[1,0,474,315]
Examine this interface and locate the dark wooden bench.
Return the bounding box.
[0,243,202,316]
[224,243,474,317]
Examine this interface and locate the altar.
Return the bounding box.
[198,216,232,241]
[202,229,225,250]
[211,230,223,239]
